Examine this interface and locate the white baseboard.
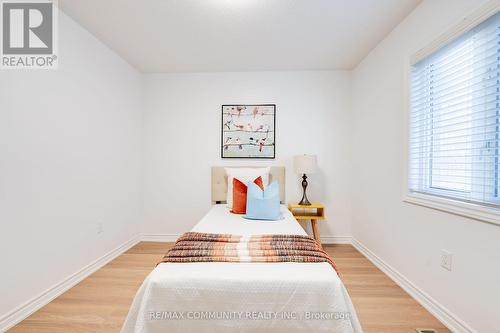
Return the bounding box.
[141,233,180,242]
[320,235,352,244]
[351,238,475,333]
[0,234,141,333]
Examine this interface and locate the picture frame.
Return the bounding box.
[221,104,276,159]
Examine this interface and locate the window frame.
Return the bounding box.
[403,1,500,226]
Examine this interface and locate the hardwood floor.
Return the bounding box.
[328,245,450,333]
[9,243,450,333]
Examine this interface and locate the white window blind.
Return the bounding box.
[409,11,500,207]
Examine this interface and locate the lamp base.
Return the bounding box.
[298,197,312,206]
[298,174,312,206]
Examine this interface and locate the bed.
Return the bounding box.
[121,167,363,333]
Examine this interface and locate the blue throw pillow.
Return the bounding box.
[244,181,282,221]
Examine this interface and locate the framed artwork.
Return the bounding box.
[221,104,276,159]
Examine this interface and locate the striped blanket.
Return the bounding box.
[159,232,338,273]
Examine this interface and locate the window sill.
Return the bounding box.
[404,192,500,226]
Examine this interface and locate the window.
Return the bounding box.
[409,11,500,208]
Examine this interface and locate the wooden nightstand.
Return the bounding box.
[288,203,326,247]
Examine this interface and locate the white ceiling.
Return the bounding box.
[59,0,421,73]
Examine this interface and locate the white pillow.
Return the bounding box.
[225,167,270,208]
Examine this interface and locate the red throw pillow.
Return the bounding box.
[231,176,264,214]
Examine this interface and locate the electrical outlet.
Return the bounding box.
[440,250,452,271]
[97,222,104,235]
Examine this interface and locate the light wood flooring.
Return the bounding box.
[8,243,450,333]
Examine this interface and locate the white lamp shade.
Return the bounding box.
[293,155,317,174]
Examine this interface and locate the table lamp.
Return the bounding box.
[293,154,317,206]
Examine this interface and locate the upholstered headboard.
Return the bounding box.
[211,166,286,204]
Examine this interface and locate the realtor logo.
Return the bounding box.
[1,0,58,69]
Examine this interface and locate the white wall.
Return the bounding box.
[351,0,500,332]
[143,71,352,239]
[0,11,143,324]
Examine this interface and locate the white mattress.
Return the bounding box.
[192,204,308,235]
[121,205,363,333]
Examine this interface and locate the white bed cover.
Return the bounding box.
[121,205,363,333]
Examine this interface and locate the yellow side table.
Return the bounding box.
[288,203,326,247]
